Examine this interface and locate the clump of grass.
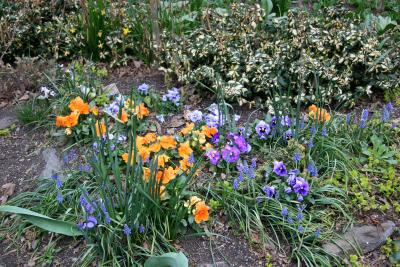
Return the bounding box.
[16,99,51,126]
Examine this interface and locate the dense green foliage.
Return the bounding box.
[161,4,400,106]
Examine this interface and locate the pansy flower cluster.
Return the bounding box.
[117,130,211,224]
[184,196,210,224]
[162,87,181,106]
[204,103,240,128]
[254,115,293,142]
[56,96,92,134]
[262,161,310,202]
[55,83,153,139]
[205,131,251,166]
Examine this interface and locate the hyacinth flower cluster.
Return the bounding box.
[123,223,146,236]
[77,195,111,230]
[233,158,257,190]
[51,174,64,204]
[359,108,369,129]
[381,102,393,123]
[262,161,310,202]
[281,204,312,234]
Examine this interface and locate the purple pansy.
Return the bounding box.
[255,120,270,139]
[206,149,221,165]
[273,161,287,177]
[293,177,310,196]
[188,110,203,123]
[221,145,240,163]
[271,116,278,127]
[232,134,250,153]
[263,185,276,198]
[137,83,149,94]
[284,129,293,140]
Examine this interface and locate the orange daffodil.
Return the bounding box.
[308,104,331,122]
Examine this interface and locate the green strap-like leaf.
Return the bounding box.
[0,205,83,237]
[144,252,188,267]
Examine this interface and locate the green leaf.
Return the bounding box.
[144,252,188,267]
[261,0,273,15]
[0,205,83,237]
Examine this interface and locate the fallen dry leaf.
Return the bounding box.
[251,232,261,244]
[0,196,8,204]
[169,115,185,128]
[27,258,36,267]
[2,182,16,196]
[1,182,16,203]
[133,60,142,68]
[19,93,30,101]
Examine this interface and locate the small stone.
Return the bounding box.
[40,148,64,179]
[0,115,17,130]
[323,221,396,257]
[102,83,120,96]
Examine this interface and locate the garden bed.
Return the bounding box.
[1,63,399,267]
[1,1,400,266]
